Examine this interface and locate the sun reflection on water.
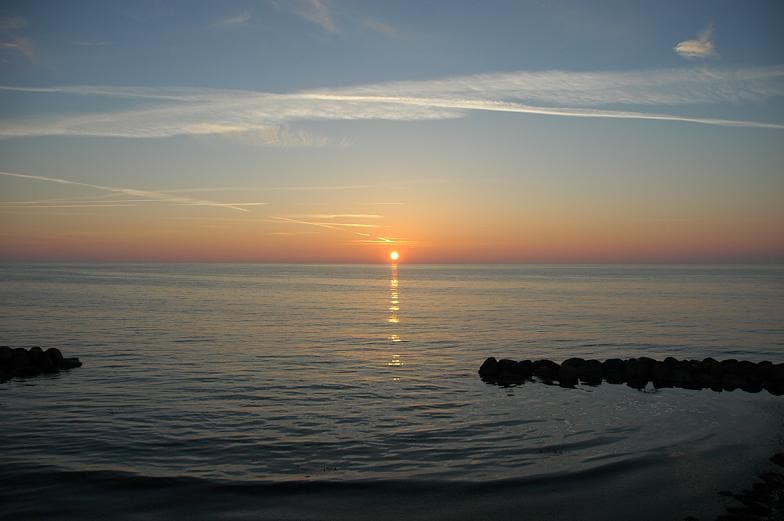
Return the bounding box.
[386,264,403,368]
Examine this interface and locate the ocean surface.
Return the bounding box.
[1,263,783,520]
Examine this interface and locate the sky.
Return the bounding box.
[0,0,782,263]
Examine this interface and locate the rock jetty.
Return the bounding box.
[479,356,784,395]
[0,346,82,382]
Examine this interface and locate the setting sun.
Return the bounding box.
[389,251,400,262]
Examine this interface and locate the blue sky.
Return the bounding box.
[0,1,782,262]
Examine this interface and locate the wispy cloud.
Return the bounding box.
[271,215,379,230]
[0,16,33,60]
[0,65,782,143]
[212,10,252,27]
[73,40,113,47]
[361,17,399,38]
[280,1,400,38]
[270,215,408,248]
[0,171,256,212]
[0,36,33,58]
[675,24,717,59]
[282,213,382,219]
[289,0,338,34]
[159,183,378,193]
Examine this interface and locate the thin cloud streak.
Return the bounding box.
[73,40,113,47]
[270,216,379,231]
[0,65,782,143]
[0,204,152,209]
[212,11,252,27]
[0,16,33,60]
[0,199,266,207]
[0,171,254,212]
[289,0,338,34]
[283,213,383,219]
[160,184,377,193]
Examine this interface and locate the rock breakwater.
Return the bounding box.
[479,356,784,394]
[0,346,82,382]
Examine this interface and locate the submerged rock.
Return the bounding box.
[0,346,82,382]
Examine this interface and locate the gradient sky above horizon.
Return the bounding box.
[0,0,783,263]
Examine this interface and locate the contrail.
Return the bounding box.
[0,171,252,212]
[298,93,784,130]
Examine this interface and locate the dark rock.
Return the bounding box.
[10,348,31,370]
[695,358,714,374]
[558,364,579,387]
[602,358,626,383]
[626,357,655,381]
[765,382,784,396]
[757,361,774,381]
[479,356,784,395]
[626,379,647,390]
[45,347,64,367]
[13,365,41,377]
[478,357,499,377]
[0,346,12,365]
[693,372,712,388]
[770,363,784,384]
[720,359,739,375]
[28,347,56,372]
[670,363,693,386]
[28,346,46,365]
[532,359,560,380]
[0,346,82,380]
[497,358,518,376]
[578,359,603,384]
[740,381,762,393]
[736,360,758,381]
[495,359,530,382]
[651,361,671,383]
[562,357,586,369]
[61,357,82,369]
[708,362,725,381]
[722,373,747,391]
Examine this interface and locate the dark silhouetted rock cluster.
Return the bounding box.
[479,356,784,394]
[0,346,82,382]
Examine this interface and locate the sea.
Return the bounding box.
[1,263,783,520]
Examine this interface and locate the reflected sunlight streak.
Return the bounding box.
[386,263,404,367]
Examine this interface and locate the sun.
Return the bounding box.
[389,251,400,262]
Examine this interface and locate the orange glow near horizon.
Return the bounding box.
[0,185,782,263]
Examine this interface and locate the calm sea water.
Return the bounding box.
[1,264,783,520]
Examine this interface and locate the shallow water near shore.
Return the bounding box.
[1,263,783,520]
